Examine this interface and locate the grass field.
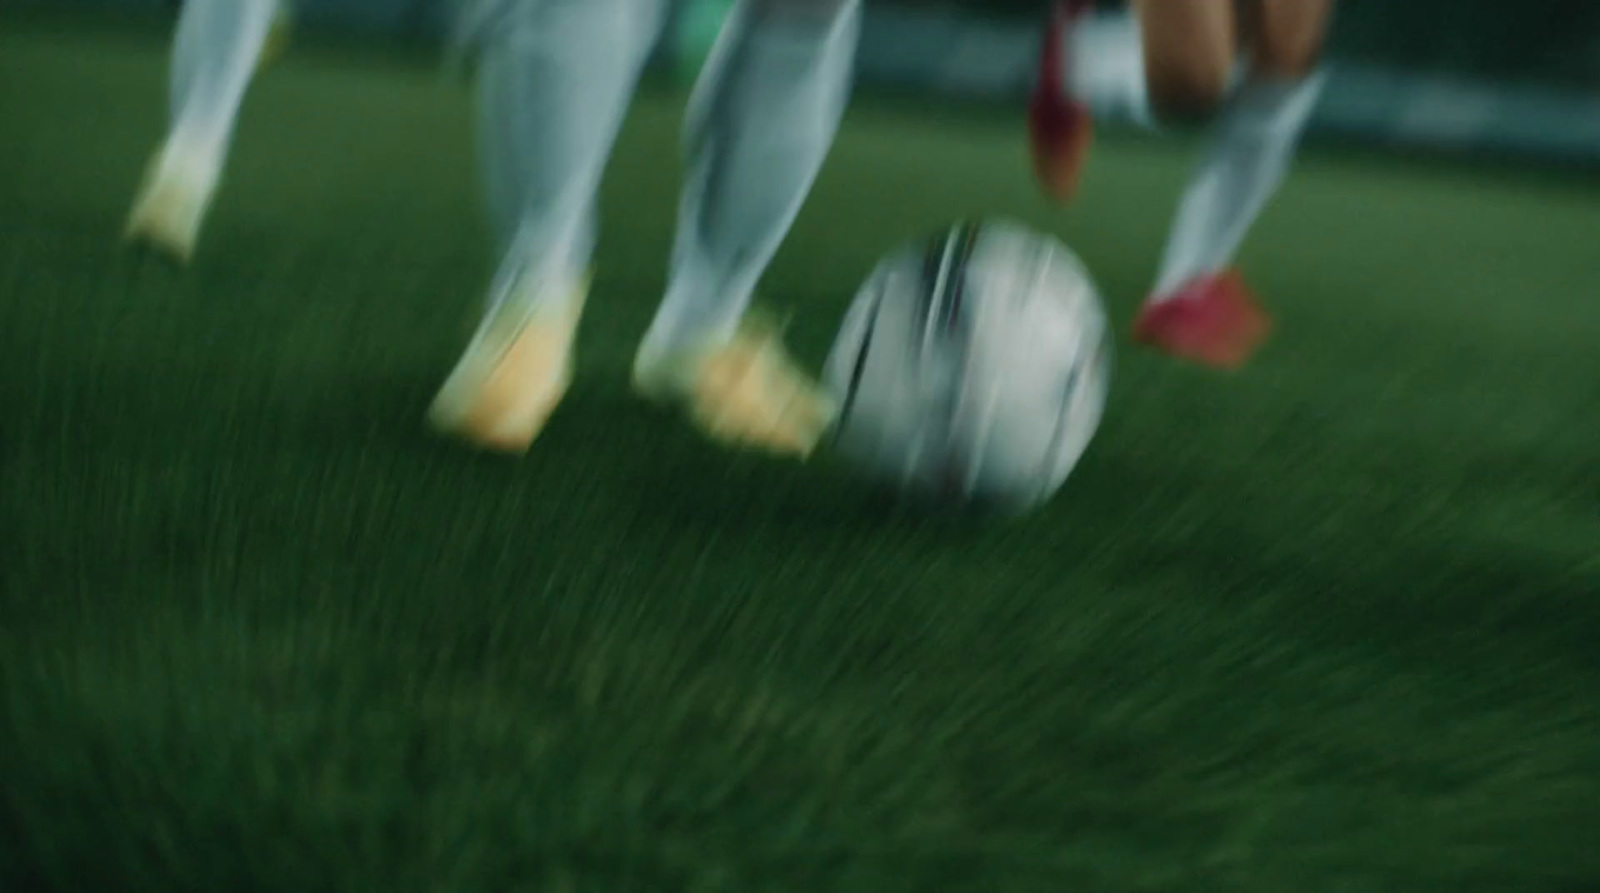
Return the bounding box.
[3,11,1600,893]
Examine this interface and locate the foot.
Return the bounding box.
[427,277,589,454]
[632,312,836,459]
[123,146,219,265]
[259,7,293,70]
[1132,270,1272,370]
[1028,0,1095,204]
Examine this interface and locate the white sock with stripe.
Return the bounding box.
[1150,69,1327,299]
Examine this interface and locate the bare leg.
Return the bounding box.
[1134,0,1335,369]
[1131,0,1237,121]
[1243,0,1337,79]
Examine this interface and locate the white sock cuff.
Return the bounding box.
[1227,66,1330,138]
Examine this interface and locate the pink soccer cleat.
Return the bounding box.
[1132,270,1273,370]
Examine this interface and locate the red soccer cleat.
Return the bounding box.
[1028,0,1095,203]
[1131,270,1274,370]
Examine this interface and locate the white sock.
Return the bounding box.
[159,0,280,192]
[1060,7,1153,130]
[477,0,668,317]
[1150,69,1327,299]
[640,0,861,358]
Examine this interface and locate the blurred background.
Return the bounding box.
[4,2,1598,892]
[49,0,1600,165]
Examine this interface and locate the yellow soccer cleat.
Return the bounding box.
[632,312,837,459]
[427,277,589,455]
[258,7,292,70]
[124,152,215,265]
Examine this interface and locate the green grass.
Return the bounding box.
[3,14,1600,893]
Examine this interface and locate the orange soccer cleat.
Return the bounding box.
[1028,0,1096,203]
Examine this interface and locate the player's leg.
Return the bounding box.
[1132,0,1237,121]
[1030,0,1236,203]
[1134,0,1334,369]
[125,0,280,262]
[632,0,861,458]
[1245,0,1336,82]
[429,0,667,453]
[1028,0,1097,203]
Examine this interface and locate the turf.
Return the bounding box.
[3,13,1599,893]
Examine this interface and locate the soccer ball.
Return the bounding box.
[823,221,1111,514]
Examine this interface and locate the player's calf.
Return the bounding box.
[1244,0,1336,82]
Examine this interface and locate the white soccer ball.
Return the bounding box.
[823,221,1112,514]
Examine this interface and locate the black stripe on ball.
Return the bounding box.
[921,221,982,497]
[940,222,980,337]
[833,282,887,439]
[917,221,980,348]
[1037,334,1105,504]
